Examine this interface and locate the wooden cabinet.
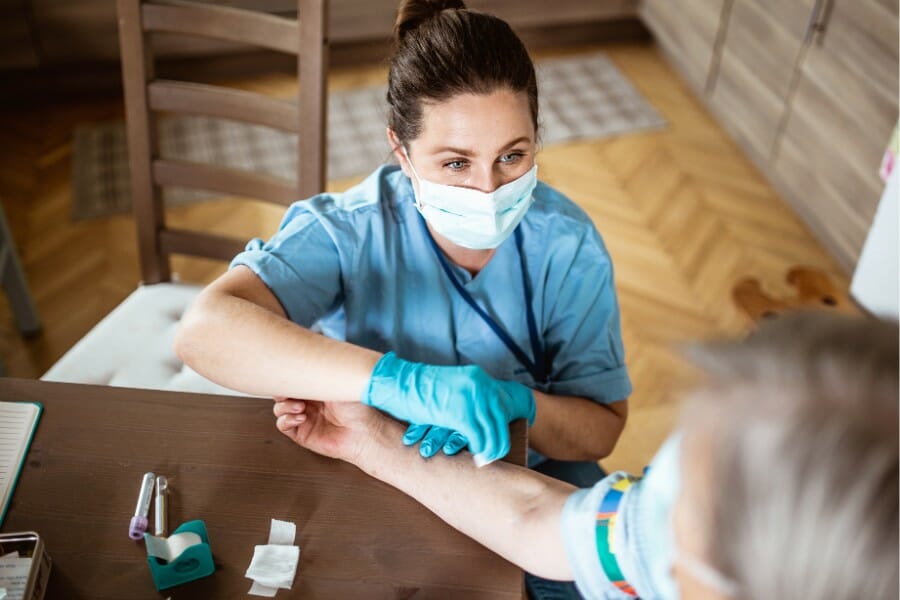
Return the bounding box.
[773,0,898,269]
[707,0,810,162]
[640,0,725,93]
[642,0,899,272]
[7,0,639,65]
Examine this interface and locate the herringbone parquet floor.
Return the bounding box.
[0,43,850,472]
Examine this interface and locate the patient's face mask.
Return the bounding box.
[403,147,537,250]
[671,434,739,599]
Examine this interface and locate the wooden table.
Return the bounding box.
[0,378,526,599]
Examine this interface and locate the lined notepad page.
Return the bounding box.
[0,402,41,524]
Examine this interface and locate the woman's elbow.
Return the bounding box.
[582,436,617,462]
[173,292,216,366]
[592,435,619,461]
[589,401,628,460]
[174,313,199,366]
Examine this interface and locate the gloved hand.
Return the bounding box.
[362,352,536,464]
[403,424,468,458]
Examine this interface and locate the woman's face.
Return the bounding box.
[391,89,536,194]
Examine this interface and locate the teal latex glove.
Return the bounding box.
[363,352,536,464]
[403,424,468,458]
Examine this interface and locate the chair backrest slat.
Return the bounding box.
[116,0,328,283]
[142,1,299,54]
[159,228,248,262]
[298,0,327,200]
[153,159,298,206]
[148,80,299,132]
[118,0,170,283]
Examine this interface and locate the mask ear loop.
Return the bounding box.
[400,146,425,210]
[674,552,739,597]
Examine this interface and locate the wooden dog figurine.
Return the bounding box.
[732,266,853,324]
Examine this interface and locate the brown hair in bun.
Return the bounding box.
[387,0,538,145]
[393,0,467,45]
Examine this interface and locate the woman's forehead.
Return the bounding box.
[416,90,534,154]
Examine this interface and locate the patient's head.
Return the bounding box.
[674,313,898,600]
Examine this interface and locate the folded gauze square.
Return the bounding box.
[246,519,300,597]
[245,544,300,589]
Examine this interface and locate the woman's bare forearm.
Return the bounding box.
[529,392,627,461]
[175,266,381,401]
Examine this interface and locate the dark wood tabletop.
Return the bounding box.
[0,378,526,599]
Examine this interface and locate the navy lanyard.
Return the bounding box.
[420,215,547,383]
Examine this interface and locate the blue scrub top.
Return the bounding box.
[231,165,631,406]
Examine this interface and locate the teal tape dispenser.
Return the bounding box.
[143,520,215,590]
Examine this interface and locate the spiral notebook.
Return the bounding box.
[0,402,42,525]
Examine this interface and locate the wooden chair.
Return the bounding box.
[0,202,41,375]
[42,0,328,393]
[0,204,40,339]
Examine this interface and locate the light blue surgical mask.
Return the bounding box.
[647,434,738,599]
[403,147,538,250]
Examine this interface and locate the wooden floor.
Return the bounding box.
[0,43,850,473]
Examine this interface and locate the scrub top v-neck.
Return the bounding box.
[418,207,547,383]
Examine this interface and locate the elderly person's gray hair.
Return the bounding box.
[683,312,898,600]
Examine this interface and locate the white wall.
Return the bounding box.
[851,167,899,320]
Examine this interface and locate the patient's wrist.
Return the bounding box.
[353,415,406,472]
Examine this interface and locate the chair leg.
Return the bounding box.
[0,207,41,337]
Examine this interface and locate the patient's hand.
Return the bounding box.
[273,398,384,463]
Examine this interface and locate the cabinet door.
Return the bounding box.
[640,0,725,94]
[773,0,899,271]
[708,0,811,161]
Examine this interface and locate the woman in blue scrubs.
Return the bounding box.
[177,0,630,491]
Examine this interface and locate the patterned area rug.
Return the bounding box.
[71,52,665,220]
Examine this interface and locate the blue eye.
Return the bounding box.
[445,160,468,171]
[499,152,524,164]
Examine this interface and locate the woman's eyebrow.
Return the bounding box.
[431,136,533,157]
[498,136,532,151]
[432,146,475,157]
